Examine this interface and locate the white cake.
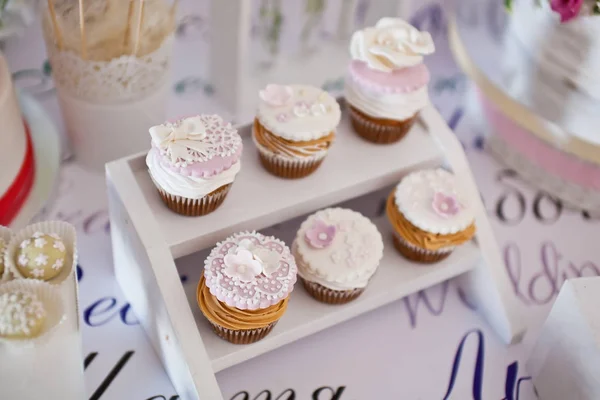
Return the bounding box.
[504,0,600,145]
[0,51,34,225]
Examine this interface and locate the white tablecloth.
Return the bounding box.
[3,1,599,399]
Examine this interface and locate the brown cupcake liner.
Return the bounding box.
[156,183,231,216]
[257,150,325,179]
[301,277,364,305]
[392,234,452,264]
[348,105,417,144]
[209,321,277,344]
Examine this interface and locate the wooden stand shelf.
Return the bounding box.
[106,104,523,400]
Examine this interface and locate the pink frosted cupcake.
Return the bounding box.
[345,18,435,144]
[146,115,242,216]
[197,231,298,344]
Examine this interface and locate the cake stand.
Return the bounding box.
[9,92,61,229]
[106,103,524,400]
[448,0,600,212]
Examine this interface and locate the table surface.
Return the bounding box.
[3,1,600,399]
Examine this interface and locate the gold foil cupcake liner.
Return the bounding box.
[0,226,13,283]
[392,233,452,264]
[209,321,277,345]
[5,221,78,287]
[156,183,232,216]
[301,278,364,305]
[0,279,66,348]
[348,105,417,144]
[255,144,326,179]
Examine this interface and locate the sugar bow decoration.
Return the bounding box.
[149,116,212,164]
[305,220,337,249]
[260,84,294,107]
[432,191,461,218]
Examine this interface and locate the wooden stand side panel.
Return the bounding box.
[106,167,223,400]
[421,106,525,344]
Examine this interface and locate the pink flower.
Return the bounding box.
[550,0,584,23]
[305,220,337,249]
[432,191,461,218]
[259,84,293,107]
[223,248,263,282]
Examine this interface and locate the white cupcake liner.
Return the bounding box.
[5,221,78,287]
[0,226,13,283]
[0,279,65,348]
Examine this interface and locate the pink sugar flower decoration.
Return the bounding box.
[259,84,294,107]
[432,191,461,218]
[550,0,584,23]
[305,220,337,249]
[223,248,263,282]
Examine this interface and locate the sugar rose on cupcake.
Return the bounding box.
[345,18,435,144]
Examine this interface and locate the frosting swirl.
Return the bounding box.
[197,276,288,331]
[350,18,435,72]
[253,118,334,159]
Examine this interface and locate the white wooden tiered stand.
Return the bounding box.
[106,104,524,400]
[527,276,600,400]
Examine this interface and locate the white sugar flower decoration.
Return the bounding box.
[34,254,48,267]
[32,268,45,278]
[252,248,281,277]
[52,259,64,270]
[149,116,212,164]
[53,240,66,252]
[34,238,47,248]
[350,17,435,72]
[259,84,293,107]
[18,254,28,266]
[50,233,61,240]
[32,232,44,239]
[19,240,30,249]
[223,248,263,282]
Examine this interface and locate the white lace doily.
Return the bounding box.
[45,35,173,103]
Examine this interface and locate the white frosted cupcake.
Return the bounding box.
[147,115,243,216]
[253,84,341,179]
[293,208,384,304]
[386,169,476,263]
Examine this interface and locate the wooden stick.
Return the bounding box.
[47,0,64,50]
[133,0,145,56]
[170,0,179,24]
[123,0,135,50]
[78,0,87,59]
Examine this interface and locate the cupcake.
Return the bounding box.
[14,232,67,281]
[345,18,435,144]
[147,115,242,216]
[198,231,297,344]
[386,169,476,263]
[253,84,341,179]
[293,208,384,304]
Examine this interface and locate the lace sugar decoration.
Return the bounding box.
[149,114,241,167]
